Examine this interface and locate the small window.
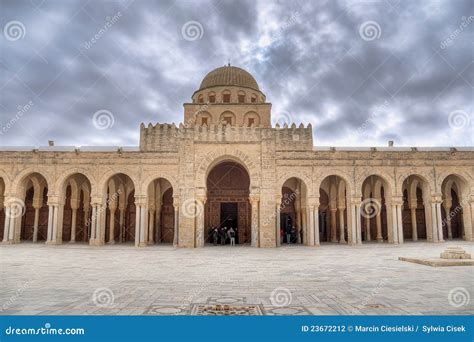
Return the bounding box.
[238,94,245,103]
[251,95,257,103]
[209,94,216,103]
[198,95,204,104]
[247,118,255,127]
[223,116,232,125]
[202,117,208,126]
[223,94,231,103]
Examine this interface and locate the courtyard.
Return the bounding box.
[0,241,473,316]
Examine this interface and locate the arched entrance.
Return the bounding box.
[280,177,308,245]
[441,174,471,240]
[103,173,135,244]
[60,173,92,243]
[147,178,175,245]
[318,176,348,244]
[17,172,49,243]
[205,161,250,244]
[401,175,430,241]
[361,175,392,243]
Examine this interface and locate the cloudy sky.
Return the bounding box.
[0,0,472,147]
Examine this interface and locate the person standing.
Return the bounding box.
[212,227,219,246]
[228,227,236,246]
[220,226,227,245]
[286,225,292,244]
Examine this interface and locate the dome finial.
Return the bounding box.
[227,59,231,67]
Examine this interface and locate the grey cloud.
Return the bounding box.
[0,0,472,147]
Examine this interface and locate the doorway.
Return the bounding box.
[220,202,238,243]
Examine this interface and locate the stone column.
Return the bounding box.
[134,197,148,247]
[46,200,60,245]
[90,205,97,242]
[396,202,404,244]
[275,198,281,247]
[2,205,11,243]
[89,198,105,246]
[134,204,141,247]
[436,202,444,242]
[156,206,161,243]
[250,195,259,247]
[46,203,54,242]
[467,198,474,241]
[330,207,337,242]
[108,206,116,244]
[338,206,346,243]
[141,203,148,246]
[148,208,155,245]
[375,200,383,242]
[32,206,40,243]
[389,197,403,244]
[70,208,77,243]
[355,201,362,244]
[83,206,90,242]
[365,214,371,242]
[443,198,453,240]
[430,201,439,242]
[314,202,320,246]
[410,203,418,241]
[173,203,179,247]
[7,204,17,242]
[349,197,362,245]
[196,197,206,247]
[69,199,79,243]
[308,205,315,246]
[118,207,124,243]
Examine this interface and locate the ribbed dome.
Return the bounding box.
[199,65,259,91]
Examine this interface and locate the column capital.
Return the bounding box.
[172,195,180,206]
[349,196,361,205]
[391,196,404,205]
[430,196,443,204]
[134,195,147,206]
[47,195,60,205]
[90,196,104,206]
[249,195,260,204]
[196,196,207,204]
[307,196,320,207]
[195,187,206,198]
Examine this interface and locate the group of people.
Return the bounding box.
[210,226,236,246]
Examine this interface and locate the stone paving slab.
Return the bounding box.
[0,241,473,315]
[399,256,474,267]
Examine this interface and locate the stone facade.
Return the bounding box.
[1,66,473,248]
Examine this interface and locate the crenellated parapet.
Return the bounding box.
[140,121,313,151]
[140,123,180,152]
[274,123,313,151]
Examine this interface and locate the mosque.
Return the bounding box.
[1,65,473,248]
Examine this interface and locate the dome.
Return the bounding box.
[199,65,260,91]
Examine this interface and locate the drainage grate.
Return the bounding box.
[191,304,263,316]
[364,303,386,309]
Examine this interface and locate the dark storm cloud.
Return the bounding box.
[0,0,472,147]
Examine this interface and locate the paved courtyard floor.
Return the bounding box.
[1,241,473,315]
